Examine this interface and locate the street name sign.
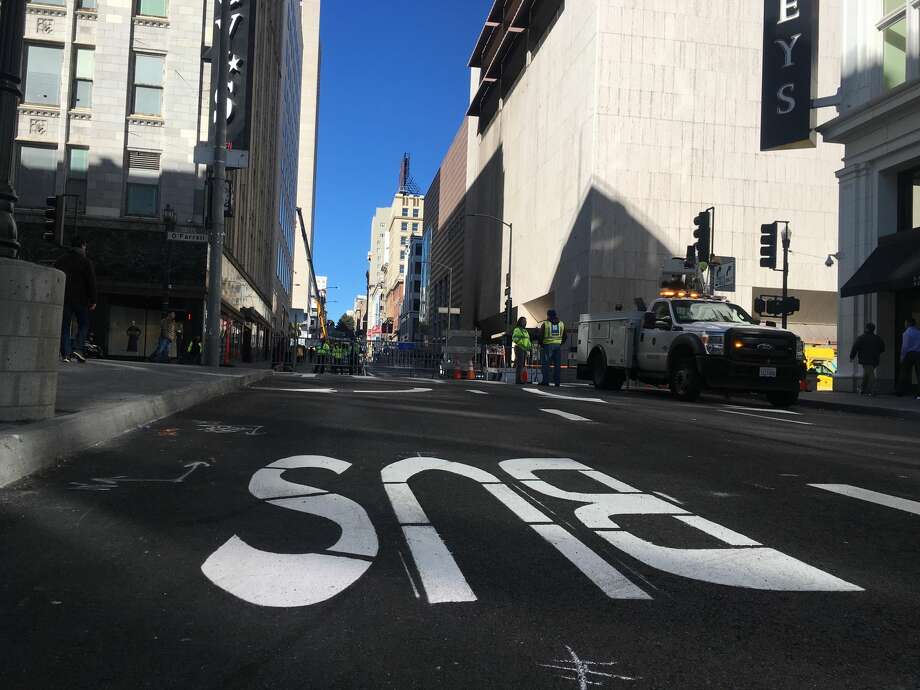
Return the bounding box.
[168,231,208,244]
[761,0,819,151]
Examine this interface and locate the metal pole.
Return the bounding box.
[707,206,715,295]
[505,222,513,366]
[205,0,230,368]
[0,0,27,259]
[446,265,453,365]
[781,222,790,330]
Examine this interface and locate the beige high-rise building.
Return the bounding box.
[292,0,322,318]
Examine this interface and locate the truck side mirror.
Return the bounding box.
[655,318,672,331]
[643,312,656,330]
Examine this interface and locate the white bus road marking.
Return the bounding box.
[809,484,920,517]
[718,409,814,426]
[524,388,609,404]
[541,409,592,422]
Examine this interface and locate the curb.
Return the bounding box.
[0,370,272,488]
[795,396,920,420]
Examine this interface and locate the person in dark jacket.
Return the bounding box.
[849,323,885,396]
[54,236,96,363]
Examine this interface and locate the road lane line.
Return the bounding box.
[351,388,433,394]
[717,409,814,426]
[251,387,336,393]
[652,491,685,505]
[723,404,801,416]
[809,484,920,516]
[674,515,762,546]
[524,388,608,404]
[541,409,592,422]
[466,389,489,395]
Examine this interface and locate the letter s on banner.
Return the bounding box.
[201,456,378,607]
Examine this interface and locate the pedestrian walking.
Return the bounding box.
[126,321,142,353]
[849,323,885,396]
[512,317,532,384]
[54,236,96,364]
[538,309,566,387]
[151,311,177,363]
[898,318,920,398]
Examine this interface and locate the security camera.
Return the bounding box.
[825,255,835,268]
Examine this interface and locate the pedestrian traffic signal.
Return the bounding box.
[43,195,65,245]
[693,210,711,263]
[760,222,778,269]
[754,295,800,317]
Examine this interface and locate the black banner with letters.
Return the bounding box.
[210,0,256,152]
[760,0,819,151]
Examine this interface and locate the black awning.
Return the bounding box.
[841,230,920,297]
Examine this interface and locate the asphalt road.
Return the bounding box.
[2,375,919,689]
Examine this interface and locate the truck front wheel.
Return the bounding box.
[670,358,701,402]
[766,390,799,408]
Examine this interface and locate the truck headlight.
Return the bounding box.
[701,333,724,355]
[795,337,804,361]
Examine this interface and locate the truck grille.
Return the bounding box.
[727,330,796,364]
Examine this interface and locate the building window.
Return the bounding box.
[415,245,422,256]
[881,0,907,91]
[126,183,158,216]
[77,0,98,9]
[15,144,57,209]
[28,0,64,5]
[401,221,408,231]
[898,167,920,231]
[412,223,419,231]
[132,53,164,116]
[399,266,405,274]
[402,207,409,216]
[400,236,408,245]
[65,147,89,213]
[72,48,94,109]
[136,0,167,17]
[412,208,419,217]
[24,44,63,106]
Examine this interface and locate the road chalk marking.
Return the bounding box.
[809,484,920,517]
[540,645,640,687]
[523,388,608,404]
[70,462,209,491]
[541,409,592,422]
[718,409,814,426]
[723,404,801,416]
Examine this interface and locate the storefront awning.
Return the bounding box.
[841,231,920,297]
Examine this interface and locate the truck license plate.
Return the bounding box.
[759,367,777,378]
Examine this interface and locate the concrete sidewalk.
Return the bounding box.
[798,390,920,419]
[0,359,272,487]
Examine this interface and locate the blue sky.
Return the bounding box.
[311,0,492,319]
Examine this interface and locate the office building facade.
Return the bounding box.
[820,0,920,391]
[464,0,844,345]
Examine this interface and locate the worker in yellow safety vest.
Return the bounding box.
[314,339,330,374]
[512,317,532,385]
[538,309,566,387]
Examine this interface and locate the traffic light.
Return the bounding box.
[754,295,801,317]
[693,210,711,263]
[43,195,65,245]
[760,222,778,269]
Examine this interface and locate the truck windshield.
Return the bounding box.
[672,301,754,324]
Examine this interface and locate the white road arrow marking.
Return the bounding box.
[70,462,210,490]
[809,484,920,516]
[524,388,608,404]
[541,409,592,422]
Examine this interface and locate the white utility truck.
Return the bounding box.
[575,263,805,407]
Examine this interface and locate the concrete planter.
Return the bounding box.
[0,259,65,421]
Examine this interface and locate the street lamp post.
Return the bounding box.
[465,213,513,362]
[0,0,27,260]
[162,204,177,312]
